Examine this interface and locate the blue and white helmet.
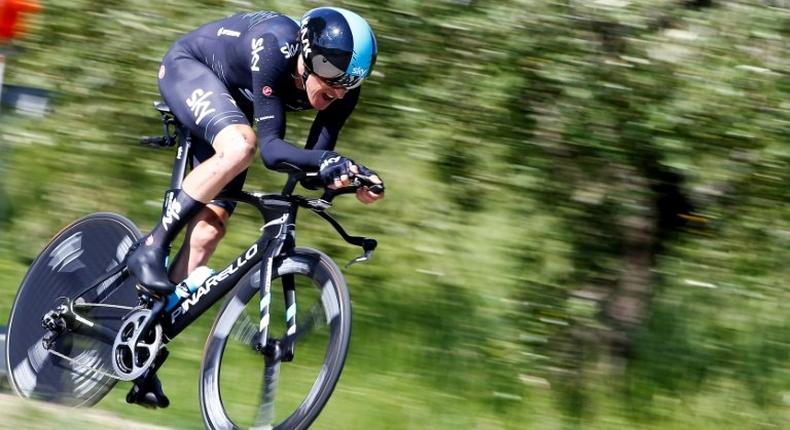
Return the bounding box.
[299,7,377,89]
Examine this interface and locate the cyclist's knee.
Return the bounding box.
[213,125,256,168]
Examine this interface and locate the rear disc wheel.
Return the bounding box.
[5,212,142,406]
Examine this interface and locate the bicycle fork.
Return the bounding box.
[254,211,297,363]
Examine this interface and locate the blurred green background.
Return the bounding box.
[1,0,789,429]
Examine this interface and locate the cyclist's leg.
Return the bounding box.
[128,46,252,293]
[169,205,228,283]
[127,47,255,407]
[158,49,256,234]
[169,168,249,282]
[181,124,257,203]
[168,108,253,282]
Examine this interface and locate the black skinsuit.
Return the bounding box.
[158,11,360,210]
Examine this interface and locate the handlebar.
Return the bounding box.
[278,170,381,268]
[140,135,175,147]
[280,167,384,204]
[319,173,385,202]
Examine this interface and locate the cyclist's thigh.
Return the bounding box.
[192,137,248,215]
[159,47,250,213]
[158,46,249,146]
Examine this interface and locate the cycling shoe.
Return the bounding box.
[126,372,170,409]
[127,238,175,295]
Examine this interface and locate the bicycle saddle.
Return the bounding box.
[153,100,171,114]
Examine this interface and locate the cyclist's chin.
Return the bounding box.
[309,93,335,111]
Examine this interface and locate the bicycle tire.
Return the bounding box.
[200,247,352,430]
[5,212,142,406]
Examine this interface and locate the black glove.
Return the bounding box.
[318,152,354,186]
[356,164,385,194]
[354,164,378,181]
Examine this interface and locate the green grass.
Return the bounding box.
[3,377,787,430]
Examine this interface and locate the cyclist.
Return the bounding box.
[125,7,384,407]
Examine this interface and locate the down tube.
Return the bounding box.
[163,238,270,339]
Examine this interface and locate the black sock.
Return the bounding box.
[145,189,205,248]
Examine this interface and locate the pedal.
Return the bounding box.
[126,347,170,408]
[126,372,170,409]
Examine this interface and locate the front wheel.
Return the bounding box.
[200,248,352,430]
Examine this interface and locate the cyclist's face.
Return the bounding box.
[305,74,348,110]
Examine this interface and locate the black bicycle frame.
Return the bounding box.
[123,105,375,356]
[150,114,303,346]
[161,190,297,342]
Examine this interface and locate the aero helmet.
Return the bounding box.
[299,7,377,89]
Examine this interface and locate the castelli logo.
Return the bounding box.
[158,65,166,80]
[262,86,273,97]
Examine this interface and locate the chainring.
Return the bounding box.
[111,308,163,381]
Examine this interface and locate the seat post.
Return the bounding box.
[169,123,192,191]
[150,100,192,217]
[158,123,192,220]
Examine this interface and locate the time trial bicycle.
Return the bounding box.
[4,101,382,429]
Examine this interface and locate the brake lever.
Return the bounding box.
[346,238,377,268]
[346,249,373,268]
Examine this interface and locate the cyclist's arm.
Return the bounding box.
[251,34,327,171]
[304,88,360,151]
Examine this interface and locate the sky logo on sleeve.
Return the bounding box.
[251,38,265,71]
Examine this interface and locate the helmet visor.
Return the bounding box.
[322,73,365,90]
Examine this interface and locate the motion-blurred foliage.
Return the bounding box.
[1,0,788,429]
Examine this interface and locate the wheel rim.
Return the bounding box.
[201,252,350,430]
[220,273,336,428]
[5,214,141,405]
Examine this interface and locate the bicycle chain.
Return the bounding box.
[43,301,142,382]
[46,348,123,381]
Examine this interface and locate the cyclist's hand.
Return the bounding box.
[319,152,355,189]
[353,165,385,205]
